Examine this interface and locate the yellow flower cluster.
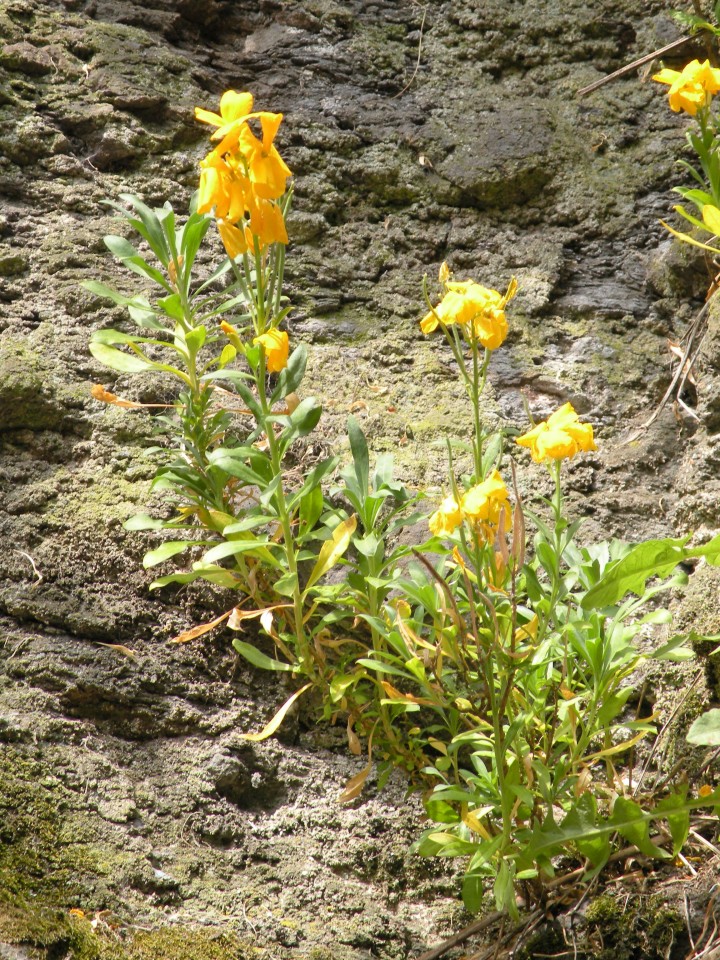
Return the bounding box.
[421,264,517,351]
[515,402,595,463]
[653,59,720,116]
[429,470,511,539]
[195,90,291,256]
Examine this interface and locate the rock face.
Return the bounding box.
[1,1,719,957]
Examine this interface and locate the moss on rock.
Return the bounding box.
[583,894,684,960]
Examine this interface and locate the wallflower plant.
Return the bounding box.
[653,46,720,252]
[86,89,720,922]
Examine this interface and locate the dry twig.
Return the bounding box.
[577,36,692,98]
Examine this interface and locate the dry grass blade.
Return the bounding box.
[97,642,138,659]
[338,761,372,803]
[576,35,691,98]
[169,609,232,644]
[625,301,710,443]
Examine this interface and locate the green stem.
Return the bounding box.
[256,355,311,673]
[541,460,566,765]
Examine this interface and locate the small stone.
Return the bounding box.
[0,251,27,276]
[0,42,54,76]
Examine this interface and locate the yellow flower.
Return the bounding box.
[235,112,292,201]
[420,277,517,350]
[516,402,596,463]
[653,59,720,115]
[197,149,251,220]
[220,321,238,336]
[428,495,463,536]
[217,218,252,259]
[460,470,511,537]
[247,195,288,247]
[195,90,254,134]
[253,329,289,373]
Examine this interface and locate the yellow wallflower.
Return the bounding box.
[420,277,517,350]
[516,402,596,463]
[428,495,463,536]
[195,89,254,134]
[460,470,511,537]
[234,112,292,201]
[247,196,288,247]
[653,59,720,115]
[253,329,289,373]
[217,218,252,259]
[197,150,251,220]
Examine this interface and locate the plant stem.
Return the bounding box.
[255,355,312,674]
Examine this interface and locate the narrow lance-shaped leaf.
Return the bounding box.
[170,609,232,644]
[338,762,372,803]
[348,415,370,498]
[304,515,357,594]
[143,540,201,568]
[238,682,312,742]
[581,536,691,609]
[90,342,155,374]
[232,637,296,672]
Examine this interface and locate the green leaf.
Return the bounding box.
[353,532,382,560]
[149,565,239,590]
[287,456,340,511]
[104,234,138,259]
[127,304,163,330]
[143,540,199,568]
[612,797,669,859]
[348,415,370,498]
[652,633,697,662]
[304,515,357,593]
[581,536,690,610]
[201,538,276,565]
[425,799,461,824]
[356,658,412,679]
[232,638,295,672]
[207,449,272,487]
[124,514,166,531]
[271,344,307,403]
[536,541,560,578]
[180,213,211,277]
[462,872,485,914]
[689,532,720,565]
[298,485,324,538]
[158,294,184,321]
[657,791,690,856]
[218,344,237,369]
[118,193,170,264]
[205,375,262,420]
[276,397,322,445]
[561,794,610,868]
[687,709,720,746]
[185,325,207,354]
[91,328,162,346]
[89,341,154,374]
[221,515,270,535]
